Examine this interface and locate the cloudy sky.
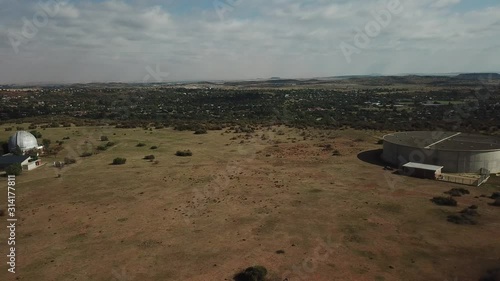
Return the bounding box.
[0,0,499,84]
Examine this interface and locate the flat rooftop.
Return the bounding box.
[403,162,443,171]
[384,131,500,151]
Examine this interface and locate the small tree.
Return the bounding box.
[30,130,42,138]
[112,157,127,165]
[42,139,51,149]
[5,163,22,176]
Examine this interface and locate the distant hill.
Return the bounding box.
[455,73,500,80]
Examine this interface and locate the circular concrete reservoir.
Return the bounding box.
[382,131,500,174]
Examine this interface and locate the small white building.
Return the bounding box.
[402,162,443,179]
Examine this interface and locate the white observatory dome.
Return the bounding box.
[8,131,39,153]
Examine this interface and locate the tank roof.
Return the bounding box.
[383,131,500,151]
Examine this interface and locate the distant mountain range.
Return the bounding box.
[1,73,499,87]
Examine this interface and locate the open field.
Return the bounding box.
[1,124,499,281]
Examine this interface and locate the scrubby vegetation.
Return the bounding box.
[136,143,146,147]
[112,157,127,165]
[479,268,500,281]
[29,130,42,138]
[80,152,93,157]
[447,206,479,225]
[194,128,207,135]
[144,155,155,160]
[64,157,77,164]
[431,196,457,206]
[490,199,500,207]
[444,188,470,197]
[5,163,22,176]
[233,266,268,281]
[100,136,109,141]
[175,150,193,157]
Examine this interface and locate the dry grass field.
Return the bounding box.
[0,124,499,281]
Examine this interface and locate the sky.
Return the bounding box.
[0,0,499,84]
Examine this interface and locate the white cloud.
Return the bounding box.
[0,0,498,83]
[431,0,461,9]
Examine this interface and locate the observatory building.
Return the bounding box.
[382,131,500,174]
[8,131,43,154]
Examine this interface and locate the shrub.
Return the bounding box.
[97,145,107,151]
[80,152,93,157]
[112,158,127,165]
[5,127,12,131]
[233,266,268,281]
[490,192,500,200]
[64,157,77,164]
[150,146,158,150]
[479,268,500,281]
[447,214,477,225]
[175,150,193,157]
[194,128,207,135]
[30,130,42,138]
[106,142,115,147]
[490,199,500,207]
[5,163,22,176]
[444,188,470,197]
[431,196,457,206]
[42,139,51,149]
[144,155,155,160]
[136,143,146,147]
[100,136,109,141]
[332,150,341,156]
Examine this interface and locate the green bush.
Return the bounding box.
[64,157,77,164]
[80,152,93,157]
[100,136,109,141]
[447,214,477,225]
[150,146,158,150]
[175,150,192,157]
[42,139,51,149]
[112,158,127,165]
[136,143,146,147]
[490,199,500,207]
[444,188,470,197]
[144,155,155,160]
[106,142,115,147]
[431,196,457,206]
[233,266,268,281]
[30,130,42,138]
[479,268,500,281]
[97,145,107,151]
[194,128,207,135]
[5,163,22,176]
